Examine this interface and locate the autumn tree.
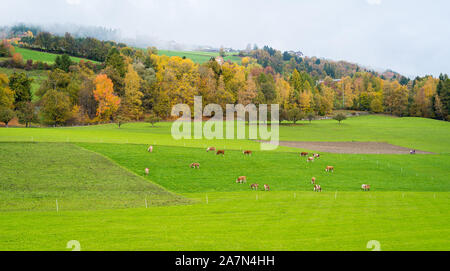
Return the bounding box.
[316,85,334,115]
[0,74,14,109]
[275,76,291,109]
[40,89,72,126]
[36,69,80,105]
[383,81,408,116]
[12,53,23,66]
[238,75,258,105]
[8,72,33,106]
[158,56,199,110]
[0,40,14,57]
[93,74,120,121]
[122,64,144,120]
[16,101,37,127]
[0,107,15,127]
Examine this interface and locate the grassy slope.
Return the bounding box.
[0,115,449,250]
[158,49,242,64]
[0,142,187,211]
[14,47,100,64]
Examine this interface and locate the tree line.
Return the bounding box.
[243,45,409,84]
[19,31,126,62]
[1,41,449,128]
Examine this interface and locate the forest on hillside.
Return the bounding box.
[0,28,449,127]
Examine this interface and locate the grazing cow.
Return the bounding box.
[190,162,200,169]
[207,147,216,152]
[250,183,259,190]
[313,153,320,158]
[410,149,416,155]
[243,150,252,155]
[264,184,270,191]
[311,177,316,184]
[325,166,334,172]
[147,145,153,153]
[307,156,315,162]
[300,152,308,157]
[313,184,322,192]
[236,176,247,183]
[361,184,371,191]
[216,150,225,155]
[145,168,149,175]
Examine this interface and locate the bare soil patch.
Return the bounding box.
[257,140,434,154]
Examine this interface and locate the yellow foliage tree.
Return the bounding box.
[123,64,144,120]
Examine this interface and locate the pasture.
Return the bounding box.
[158,49,242,64]
[13,47,100,64]
[0,115,449,250]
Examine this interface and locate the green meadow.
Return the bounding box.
[158,49,242,64]
[13,47,100,64]
[0,115,449,250]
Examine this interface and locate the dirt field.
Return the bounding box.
[258,141,434,154]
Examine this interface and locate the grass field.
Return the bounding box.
[13,47,100,64]
[0,115,449,250]
[158,49,242,64]
[0,142,187,211]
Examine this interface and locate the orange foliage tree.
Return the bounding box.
[93,74,120,121]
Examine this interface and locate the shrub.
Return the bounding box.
[145,113,161,127]
[333,113,347,124]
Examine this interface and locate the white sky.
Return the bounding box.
[1,0,449,77]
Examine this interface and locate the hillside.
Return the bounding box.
[0,142,188,211]
[14,46,100,64]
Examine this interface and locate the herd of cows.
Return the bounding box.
[144,145,371,192]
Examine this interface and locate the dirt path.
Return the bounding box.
[256,140,434,154]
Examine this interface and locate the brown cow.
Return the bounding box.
[250,183,259,190]
[313,153,320,158]
[307,156,315,162]
[243,150,252,155]
[325,166,334,172]
[264,184,270,191]
[236,176,247,183]
[216,150,225,155]
[313,184,322,192]
[311,177,316,184]
[145,168,149,175]
[206,147,216,152]
[190,162,200,169]
[300,152,308,157]
[361,184,371,191]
